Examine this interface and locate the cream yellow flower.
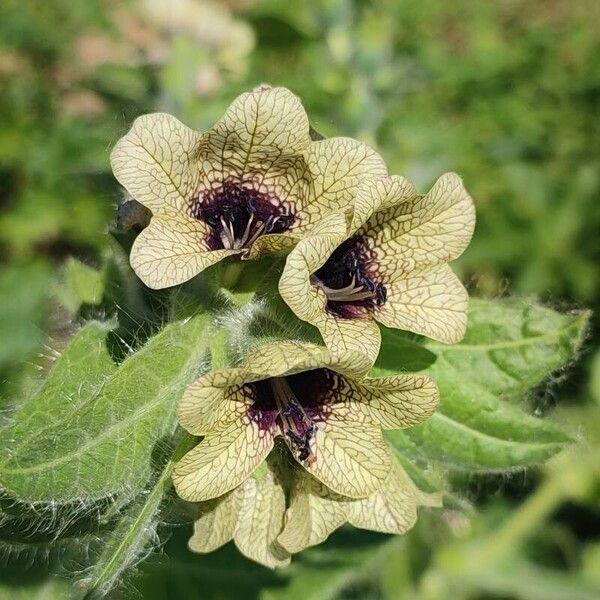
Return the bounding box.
[277,459,441,554]
[279,173,475,366]
[110,85,386,289]
[172,341,438,502]
[188,462,290,569]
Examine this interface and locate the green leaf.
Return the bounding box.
[374,328,437,373]
[0,577,71,600]
[0,262,53,374]
[376,299,587,471]
[470,561,600,600]
[387,394,571,472]
[0,320,117,463]
[0,313,212,503]
[76,432,196,600]
[424,298,590,395]
[58,257,105,314]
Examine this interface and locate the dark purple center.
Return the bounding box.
[189,181,294,251]
[246,369,341,463]
[312,235,386,319]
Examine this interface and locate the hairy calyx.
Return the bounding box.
[190,181,294,251]
[312,236,386,318]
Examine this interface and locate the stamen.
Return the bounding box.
[313,276,380,303]
[244,220,268,248]
[191,181,295,251]
[270,377,316,464]
[236,213,255,249]
[219,217,236,249]
[311,236,387,315]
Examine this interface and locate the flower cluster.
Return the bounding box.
[111,85,475,567]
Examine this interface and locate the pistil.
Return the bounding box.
[270,377,316,464]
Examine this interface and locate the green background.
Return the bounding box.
[0,0,598,598]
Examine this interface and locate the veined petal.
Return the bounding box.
[188,488,242,554]
[279,212,348,326]
[301,137,387,226]
[242,340,370,381]
[130,211,240,289]
[347,460,441,534]
[245,231,303,260]
[278,471,348,554]
[374,264,468,344]
[172,417,274,502]
[302,411,391,498]
[110,112,202,214]
[319,314,381,374]
[353,374,439,429]
[350,175,417,233]
[362,172,475,280]
[178,368,249,435]
[234,465,290,568]
[188,464,290,569]
[242,341,330,381]
[207,86,311,179]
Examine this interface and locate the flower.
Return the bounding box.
[172,341,438,502]
[110,85,386,289]
[279,173,476,366]
[278,459,441,554]
[188,461,291,569]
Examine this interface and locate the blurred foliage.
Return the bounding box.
[0,0,598,598]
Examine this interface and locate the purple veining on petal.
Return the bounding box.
[244,369,347,464]
[245,381,279,432]
[189,180,295,251]
[311,235,386,319]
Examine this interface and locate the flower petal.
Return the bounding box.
[188,489,242,554]
[301,137,387,226]
[245,231,303,260]
[362,172,475,280]
[302,411,391,498]
[279,213,347,309]
[242,340,370,381]
[110,112,202,214]
[278,471,349,554]
[242,341,330,381]
[280,212,383,372]
[319,314,381,374]
[350,175,417,233]
[347,460,441,534]
[178,368,249,435]
[353,374,439,429]
[130,211,240,289]
[207,86,311,177]
[374,264,468,344]
[202,88,312,236]
[172,417,274,502]
[188,463,290,568]
[234,465,290,568]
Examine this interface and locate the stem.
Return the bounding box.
[81,430,195,599]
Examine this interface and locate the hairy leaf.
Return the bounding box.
[0,577,71,600]
[425,298,590,395]
[76,433,196,600]
[0,314,211,503]
[376,298,588,471]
